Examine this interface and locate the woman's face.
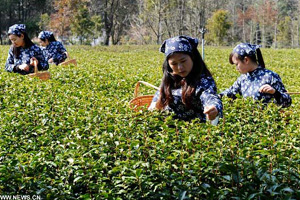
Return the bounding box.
[168,53,193,78]
[39,39,49,47]
[9,34,25,48]
[232,54,252,74]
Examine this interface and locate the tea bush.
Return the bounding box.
[0,45,299,199]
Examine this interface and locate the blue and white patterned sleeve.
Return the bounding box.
[5,47,17,72]
[52,42,67,65]
[33,45,49,71]
[198,76,223,117]
[271,73,291,108]
[148,90,160,110]
[219,78,241,99]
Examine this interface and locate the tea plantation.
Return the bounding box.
[0,45,299,199]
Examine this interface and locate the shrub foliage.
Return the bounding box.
[0,45,299,199]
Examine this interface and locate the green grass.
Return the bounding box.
[0,45,299,199]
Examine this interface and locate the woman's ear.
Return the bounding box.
[244,56,250,64]
[20,33,24,40]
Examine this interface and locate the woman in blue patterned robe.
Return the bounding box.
[38,31,67,65]
[5,24,49,75]
[149,36,223,122]
[219,43,291,108]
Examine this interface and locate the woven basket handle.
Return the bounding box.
[287,92,300,94]
[134,81,159,98]
[33,60,38,73]
[64,52,70,59]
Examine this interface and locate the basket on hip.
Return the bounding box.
[59,52,77,66]
[129,81,159,111]
[27,60,51,80]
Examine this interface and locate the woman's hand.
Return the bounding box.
[204,105,218,120]
[259,84,275,94]
[18,63,30,72]
[48,58,54,63]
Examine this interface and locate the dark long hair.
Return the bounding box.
[9,32,34,58]
[229,48,265,68]
[156,48,212,110]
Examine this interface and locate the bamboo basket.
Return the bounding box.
[287,92,300,95]
[59,52,77,66]
[27,60,51,80]
[129,81,159,111]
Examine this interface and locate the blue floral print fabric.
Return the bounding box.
[38,31,53,40]
[8,24,26,36]
[5,44,49,75]
[41,41,67,65]
[160,36,198,57]
[151,75,223,121]
[220,67,291,107]
[233,43,261,57]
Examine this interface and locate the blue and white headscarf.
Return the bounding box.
[8,24,26,36]
[233,43,261,56]
[160,35,198,57]
[38,31,53,40]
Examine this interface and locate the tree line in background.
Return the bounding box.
[0,0,299,48]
